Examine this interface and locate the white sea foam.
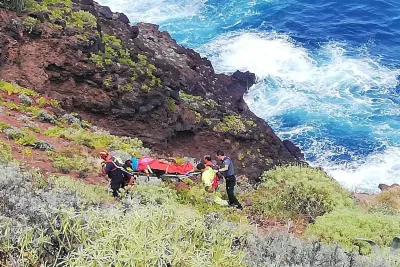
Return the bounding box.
[201,30,400,191]
[324,147,400,193]
[96,0,207,24]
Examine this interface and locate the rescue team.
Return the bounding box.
[100,150,243,210]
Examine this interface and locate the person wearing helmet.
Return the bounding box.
[196,162,228,206]
[196,162,218,192]
[100,150,132,197]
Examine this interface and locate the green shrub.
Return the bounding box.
[71,10,97,29]
[0,81,38,96]
[37,109,56,124]
[251,166,353,218]
[375,187,400,211]
[0,121,11,132]
[0,141,13,163]
[0,179,250,266]
[4,127,39,146]
[22,16,40,33]
[246,233,396,267]
[49,176,111,204]
[215,114,246,134]
[45,126,150,157]
[52,154,91,173]
[0,0,25,12]
[306,207,400,255]
[26,0,72,12]
[15,133,38,146]
[19,93,33,106]
[64,202,248,266]
[168,98,176,112]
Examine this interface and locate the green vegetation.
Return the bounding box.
[45,125,149,157]
[0,141,13,163]
[180,91,217,111]
[175,183,248,224]
[118,83,133,92]
[22,16,40,33]
[0,163,250,266]
[375,187,400,211]
[4,127,38,146]
[21,147,33,158]
[249,166,353,219]
[26,0,71,10]
[168,98,176,112]
[0,122,11,132]
[70,10,97,29]
[215,114,247,134]
[0,100,42,116]
[246,119,256,127]
[90,35,161,92]
[0,0,25,12]
[103,76,112,87]
[49,175,111,204]
[194,111,201,123]
[36,96,60,108]
[306,207,400,255]
[0,81,38,96]
[52,154,91,173]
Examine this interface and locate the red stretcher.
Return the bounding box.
[137,156,195,175]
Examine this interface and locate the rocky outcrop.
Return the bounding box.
[378,183,400,192]
[0,1,303,178]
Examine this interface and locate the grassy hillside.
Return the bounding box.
[0,81,399,266]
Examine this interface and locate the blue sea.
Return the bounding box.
[97,0,400,192]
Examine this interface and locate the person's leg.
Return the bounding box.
[225,177,233,205]
[226,175,242,209]
[111,179,123,198]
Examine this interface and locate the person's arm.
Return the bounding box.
[102,162,111,176]
[218,165,228,172]
[218,158,230,172]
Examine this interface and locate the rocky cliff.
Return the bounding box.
[0,0,303,179]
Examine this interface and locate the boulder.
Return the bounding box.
[378,183,400,192]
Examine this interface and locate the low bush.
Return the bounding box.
[22,16,41,33]
[306,207,400,255]
[33,140,55,151]
[70,10,97,29]
[18,93,33,106]
[0,0,25,12]
[48,176,111,205]
[375,187,400,211]
[45,126,150,157]
[0,122,11,132]
[245,233,395,267]
[37,109,56,124]
[23,122,41,133]
[0,165,250,266]
[0,81,38,96]
[0,141,13,163]
[250,166,353,219]
[52,154,92,173]
[3,127,41,147]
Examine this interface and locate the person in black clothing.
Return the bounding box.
[100,151,133,198]
[216,150,242,209]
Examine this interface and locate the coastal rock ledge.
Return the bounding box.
[0,0,303,178]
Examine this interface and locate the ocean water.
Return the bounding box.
[97,0,400,192]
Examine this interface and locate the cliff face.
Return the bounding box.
[0,0,303,179]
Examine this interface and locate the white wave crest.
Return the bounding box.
[201,30,400,191]
[96,0,207,24]
[324,147,400,193]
